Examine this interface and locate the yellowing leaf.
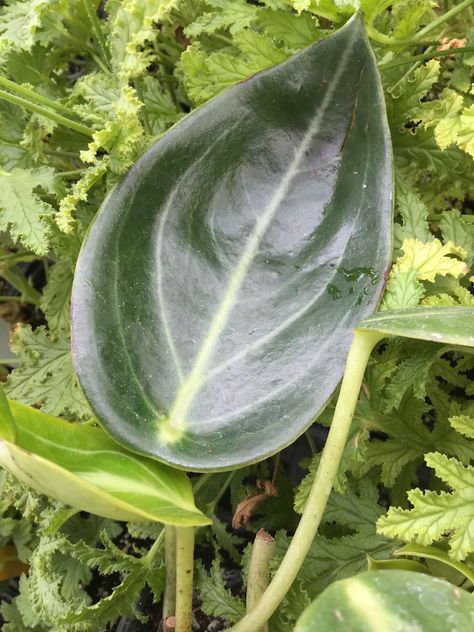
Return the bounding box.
[421,89,464,150]
[396,238,468,282]
[449,415,474,439]
[457,104,474,158]
[0,166,58,255]
[378,453,474,560]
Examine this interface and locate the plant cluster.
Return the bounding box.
[0,1,474,631]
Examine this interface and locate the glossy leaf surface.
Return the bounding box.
[72,15,392,470]
[294,570,474,631]
[357,307,474,347]
[0,400,209,525]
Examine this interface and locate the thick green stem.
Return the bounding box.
[229,330,383,632]
[246,530,276,632]
[163,525,177,621]
[83,0,112,69]
[0,89,93,136]
[174,527,194,632]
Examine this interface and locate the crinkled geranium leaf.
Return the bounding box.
[71,15,392,471]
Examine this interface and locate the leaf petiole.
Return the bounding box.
[0,89,94,136]
[0,75,76,119]
[175,527,195,632]
[229,330,383,632]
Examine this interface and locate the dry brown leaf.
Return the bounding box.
[438,37,467,52]
[231,479,278,529]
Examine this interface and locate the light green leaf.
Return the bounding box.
[39,260,73,333]
[387,60,440,128]
[0,397,210,526]
[420,88,464,150]
[449,414,474,439]
[0,0,59,51]
[179,32,289,105]
[185,0,258,37]
[396,238,468,282]
[378,453,474,560]
[380,269,425,310]
[439,210,474,265]
[6,325,90,419]
[256,8,320,50]
[0,166,57,255]
[457,104,474,158]
[394,189,431,248]
[294,570,474,631]
[357,306,474,347]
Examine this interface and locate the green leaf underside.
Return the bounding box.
[72,16,392,471]
[0,400,208,526]
[294,570,474,631]
[357,307,474,347]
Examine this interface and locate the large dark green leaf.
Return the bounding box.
[0,396,209,526]
[71,15,392,471]
[294,570,474,631]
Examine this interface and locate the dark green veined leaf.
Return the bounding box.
[0,399,209,526]
[71,15,392,471]
[294,570,474,631]
[357,307,474,347]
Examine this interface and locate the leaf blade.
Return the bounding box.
[72,15,393,470]
[357,306,474,347]
[0,400,209,526]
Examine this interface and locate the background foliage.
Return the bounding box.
[0,1,473,630]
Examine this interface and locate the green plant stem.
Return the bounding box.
[174,527,195,632]
[380,46,474,70]
[0,296,24,303]
[304,429,317,454]
[0,75,75,118]
[368,0,474,47]
[0,89,93,136]
[229,330,383,632]
[163,525,177,621]
[416,0,474,40]
[394,544,474,585]
[367,25,436,47]
[82,0,112,69]
[60,169,84,178]
[144,529,165,566]
[246,530,276,632]
[1,267,41,305]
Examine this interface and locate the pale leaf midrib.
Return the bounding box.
[154,124,240,383]
[165,29,360,433]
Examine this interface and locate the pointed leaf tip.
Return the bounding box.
[72,19,393,471]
